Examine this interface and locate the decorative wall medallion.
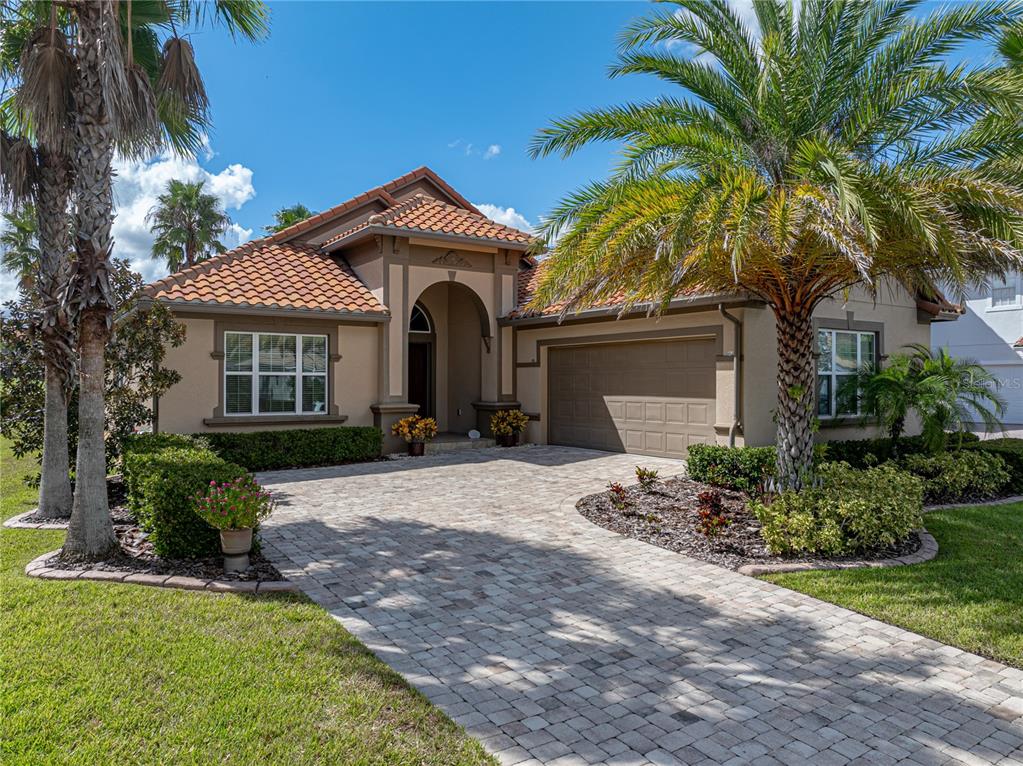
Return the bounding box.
[433,250,472,268]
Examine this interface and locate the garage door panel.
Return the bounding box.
[548,338,716,459]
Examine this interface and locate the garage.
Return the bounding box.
[547,337,717,459]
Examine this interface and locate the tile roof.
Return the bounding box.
[262,166,483,245]
[143,240,386,315]
[322,193,532,249]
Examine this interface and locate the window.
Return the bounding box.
[224,332,328,415]
[991,274,1018,308]
[409,303,432,333]
[816,329,876,418]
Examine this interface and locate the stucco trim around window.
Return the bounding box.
[208,318,342,420]
[812,315,885,421]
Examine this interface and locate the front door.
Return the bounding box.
[408,341,433,418]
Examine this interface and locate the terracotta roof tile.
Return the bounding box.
[143,240,386,315]
[323,194,532,249]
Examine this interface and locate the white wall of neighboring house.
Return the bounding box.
[932,274,1023,429]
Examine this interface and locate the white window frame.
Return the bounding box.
[989,273,1020,311]
[223,331,328,416]
[816,329,876,419]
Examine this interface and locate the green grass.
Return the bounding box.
[0,441,494,765]
[764,503,1023,668]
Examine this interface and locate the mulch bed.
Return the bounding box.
[25,478,285,583]
[577,476,921,571]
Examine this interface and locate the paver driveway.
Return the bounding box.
[259,446,1023,766]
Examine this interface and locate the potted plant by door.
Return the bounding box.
[193,476,276,573]
[392,415,439,456]
[491,409,530,447]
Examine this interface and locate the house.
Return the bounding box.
[932,276,1023,430]
[144,167,959,455]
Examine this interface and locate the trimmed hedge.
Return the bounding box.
[965,439,1023,493]
[818,432,979,468]
[899,450,1010,504]
[686,444,776,495]
[198,426,382,472]
[124,446,249,558]
[751,462,924,555]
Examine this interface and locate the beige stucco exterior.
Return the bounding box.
[150,170,942,456]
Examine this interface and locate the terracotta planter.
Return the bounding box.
[408,441,426,457]
[496,432,517,448]
[220,527,253,556]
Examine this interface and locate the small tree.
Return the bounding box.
[856,345,1005,452]
[0,204,41,290]
[0,260,186,478]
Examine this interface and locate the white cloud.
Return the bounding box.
[448,139,503,160]
[111,149,256,284]
[484,144,502,160]
[474,203,533,233]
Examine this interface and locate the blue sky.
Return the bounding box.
[0,0,1001,301]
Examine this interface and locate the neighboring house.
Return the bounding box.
[144,167,960,456]
[932,275,1023,429]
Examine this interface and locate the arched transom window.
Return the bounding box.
[409,303,432,333]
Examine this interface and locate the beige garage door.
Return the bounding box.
[547,338,717,458]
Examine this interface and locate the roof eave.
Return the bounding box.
[321,225,533,254]
[500,293,761,326]
[143,297,390,323]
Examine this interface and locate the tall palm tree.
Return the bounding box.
[0,204,41,290]
[147,179,230,271]
[265,203,315,234]
[4,0,268,559]
[529,0,1023,488]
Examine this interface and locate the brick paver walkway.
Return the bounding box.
[259,447,1023,766]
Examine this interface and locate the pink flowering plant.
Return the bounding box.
[192,475,276,530]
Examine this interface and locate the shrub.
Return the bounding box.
[965,439,1023,493]
[819,432,980,468]
[193,476,275,530]
[491,409,530,436]
[124,447,249,558]
[686,445,776,495]
[607,481,627,511]
[751,462,924,556]
[391,416,438,444]
[199,426,382,471]
[695,490,729,537]
[635,466,659,492]
[898,450,1010,504]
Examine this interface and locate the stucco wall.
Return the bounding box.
[158,313,379,434]
[512,285,932,449]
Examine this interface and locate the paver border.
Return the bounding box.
[4,510,69,529]
[924,494,1023,511]
[23,550,298,594]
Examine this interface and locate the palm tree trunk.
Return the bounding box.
[62,0,118,560]
[35,147,74,519]
[774,307,817,489]
[37,365,72,519]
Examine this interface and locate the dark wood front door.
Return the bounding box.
[408,341,433,418]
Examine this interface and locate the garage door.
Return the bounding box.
[548,338,716,458]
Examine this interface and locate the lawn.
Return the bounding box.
[0,441,494,765]
[764,502,1023,669]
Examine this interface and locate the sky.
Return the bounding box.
[0,0,1002,302]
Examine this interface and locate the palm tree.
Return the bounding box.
[4,0,268,559]
[147,179,230,271]
[529,0,1023,488]
[265,203,315,234]
[0,204,40,290]
[856,345,1005,451]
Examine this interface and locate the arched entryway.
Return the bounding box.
[408,281,491,434]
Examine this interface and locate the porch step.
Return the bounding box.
[425,436,496,454]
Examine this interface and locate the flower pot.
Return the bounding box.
[220,527,253,556]
[408,441,426,457]
[496,433,516,448]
